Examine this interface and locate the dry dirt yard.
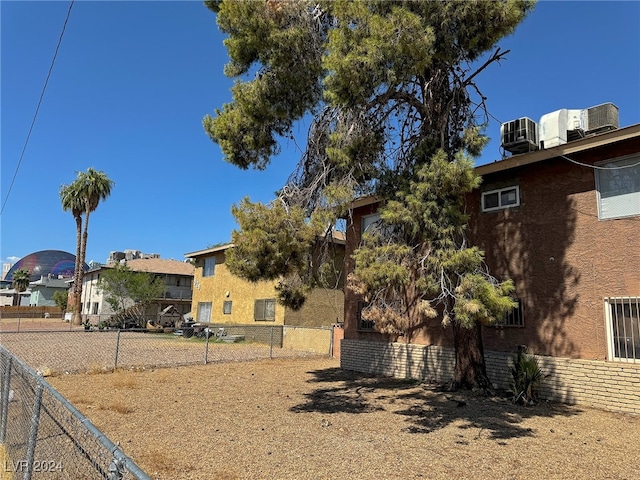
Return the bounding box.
[49,357,640,480]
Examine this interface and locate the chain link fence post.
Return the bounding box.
[24,382,44,480]
[114,329,121,370]
[0,354,12,443]
[205,331,210,364]
[269,326,274,359]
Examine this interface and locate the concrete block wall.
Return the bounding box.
[341,339,640,415]
[282,326,332,355]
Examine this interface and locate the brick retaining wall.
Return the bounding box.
[341,339,640,414]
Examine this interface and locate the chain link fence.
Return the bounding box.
[0,325,332,375]
[0,344,150,479]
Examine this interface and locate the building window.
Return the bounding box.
[203,257,216,277]
[254,299,275,321]
[605,297,640,362]
[92,302,99,315]
[357,301,375,331]
[595,154,640,220]
[494,300,524,327]
[482,186,520,212]
[197,302,212,323]
[223,301,232,315]
[361,213,381,233]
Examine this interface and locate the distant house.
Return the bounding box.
[28,275,69,307]
[184,243,344,327]
[340,123,640,414]
[80,258,194,320]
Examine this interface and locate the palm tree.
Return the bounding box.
[11,269,31,306]
[60,181,84,322]
[60,168,114,324]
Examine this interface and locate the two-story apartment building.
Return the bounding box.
[80,258,194,320]
[340,122,640,414]
[184,243,344,327]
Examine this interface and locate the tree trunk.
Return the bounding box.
[73,206,91,325]
[72,214,83,325]
[452,320,491,390]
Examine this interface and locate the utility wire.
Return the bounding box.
[561,154,640,170]
[1,0,75,216]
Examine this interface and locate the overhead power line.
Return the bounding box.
[1,0,75,216]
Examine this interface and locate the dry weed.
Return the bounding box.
[111,373,137,389]
[86,363,112,375]
[100,400,134,415]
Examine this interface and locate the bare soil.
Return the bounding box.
[48,357,640,480]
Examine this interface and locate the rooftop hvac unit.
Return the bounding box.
[586,102,619,134]
[500,117,539,154]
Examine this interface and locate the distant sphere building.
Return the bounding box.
[5,250,87,282]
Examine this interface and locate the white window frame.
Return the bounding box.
[481,186,520,212]
[197,302,212,323]
[361,212,381,234]
[605,296,640,363]
[595,154,640,220]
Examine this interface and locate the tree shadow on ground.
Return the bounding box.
[290,367,583,441]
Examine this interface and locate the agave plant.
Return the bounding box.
[510,346,544,405]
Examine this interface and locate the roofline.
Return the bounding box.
[476,123,640,176]
[184,244,235,258]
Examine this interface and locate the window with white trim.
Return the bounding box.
[595,154,640,220]
[361,213,381,233]
[197,302,212,323]
[605,297,640,362]
[482,186,520,212]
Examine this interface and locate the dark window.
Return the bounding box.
[494,300,524,327]
[223,301,232,315]
[607,297,640,361]
[482,186,520,212]
[357,301,375,331]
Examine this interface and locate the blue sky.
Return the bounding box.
[2,1,639,269]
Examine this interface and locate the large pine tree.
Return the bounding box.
[203,0,534,388]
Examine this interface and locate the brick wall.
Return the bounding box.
[341,339,640,414]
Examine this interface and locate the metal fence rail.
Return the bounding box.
[0,326,331,375]
[0,345,150,479]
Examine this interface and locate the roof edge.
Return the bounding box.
[477,123,640,176]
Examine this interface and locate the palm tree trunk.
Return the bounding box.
[74,207,91,324]
[72,214,83,325]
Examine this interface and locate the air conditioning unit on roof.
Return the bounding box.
[586,102,619,134]
[500,117,539,154]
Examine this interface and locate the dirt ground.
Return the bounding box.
[48,356,640,480]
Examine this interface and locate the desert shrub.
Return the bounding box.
[510,346,544,405]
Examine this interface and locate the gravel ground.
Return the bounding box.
[48,357,640,480]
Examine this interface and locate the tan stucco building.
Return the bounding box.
[184,244,344,327]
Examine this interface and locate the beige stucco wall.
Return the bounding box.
[282,326,332,354]
[192,250,283,325]
[283,288,344,326]
[191,250,344,327]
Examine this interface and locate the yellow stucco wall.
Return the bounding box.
[192,250,283,325]
[191,249,344,327]
[282,326,332,354]
[282,288,344,326]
